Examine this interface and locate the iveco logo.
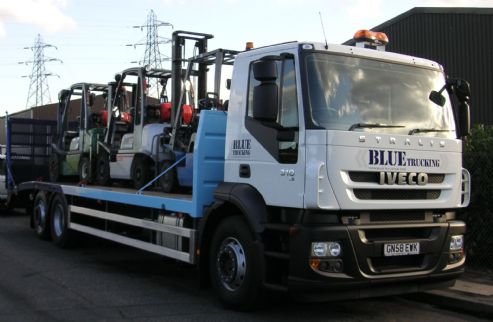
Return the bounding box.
[379,172,428,185]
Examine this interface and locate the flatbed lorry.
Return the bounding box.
[4,30,471,310]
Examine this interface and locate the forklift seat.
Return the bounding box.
[63,131,78,151]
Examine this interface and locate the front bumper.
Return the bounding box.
[286,220,465,298]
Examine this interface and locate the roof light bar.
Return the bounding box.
[353,29,389,51]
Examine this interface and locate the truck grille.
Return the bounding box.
[354,189,441,200]
[349,171,445,184]
[369,212,426,222]
[370,255,425,272]
[363,227,434,241]
[349,225,445,275]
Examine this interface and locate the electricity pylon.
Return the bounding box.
[20,34,62,108]
[128,10,173,98]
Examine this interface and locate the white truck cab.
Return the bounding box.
[225,40,469,211]
[212,37,470,303]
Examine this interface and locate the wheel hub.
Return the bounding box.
[216,237,246,291]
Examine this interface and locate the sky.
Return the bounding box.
[0,0,492,115]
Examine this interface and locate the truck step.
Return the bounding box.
[264,223,291,232]
[264,250,289,260]
[263,282,288,292]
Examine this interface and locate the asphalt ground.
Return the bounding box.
[0,211,489,322]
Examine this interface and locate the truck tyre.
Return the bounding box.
[33,191,50,240]
[0,192,12,215]
[158,160,177,193]
[96,152,110,186]
[209,216,264,311]
[48,154,60,182]
[132,157,150,190]
[50,193,74,248]
[78,156,91,183]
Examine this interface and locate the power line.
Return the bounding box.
[20,34,63,108]
[127,9,172,97]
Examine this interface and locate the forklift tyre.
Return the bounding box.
[132,156,150,190]
[78,156,91,183]
[158,160,177,193]
[96,152,110,186]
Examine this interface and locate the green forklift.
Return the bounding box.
[49,83,110,183]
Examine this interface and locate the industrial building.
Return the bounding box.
[345,7,493,125]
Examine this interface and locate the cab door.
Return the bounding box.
[238,54,305,208]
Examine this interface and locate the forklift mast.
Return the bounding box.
[171,31,213,125]
[56,88,71,149]
[169,31,238,151]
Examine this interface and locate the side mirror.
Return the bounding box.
[429,90,446,107]
[454,79,471,103]
[458,101,470,137]
[253,59,277,81]
[448,78,471,137]
[252,59,278,122]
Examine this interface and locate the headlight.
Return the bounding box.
[311,242,342,257]
[450,235,464,251]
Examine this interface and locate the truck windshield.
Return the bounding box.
[304,53,457,138]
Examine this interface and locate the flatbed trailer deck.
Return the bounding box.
[15,111,226,265]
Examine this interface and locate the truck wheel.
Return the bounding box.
[96,152,110,186]
[48,154,60,182]
[132,157,150,190]
[158,160,177,193]
[50,193,74,248]
[0,192,12,215]
[78,156,91,183]
[33,191,50,240]
[209,216,264,311]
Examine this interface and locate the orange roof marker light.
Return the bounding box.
[353,29,389,51]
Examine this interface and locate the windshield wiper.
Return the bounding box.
[408,128,453,135]
[348,123,405,131]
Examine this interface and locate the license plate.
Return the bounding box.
[383,242,420,256]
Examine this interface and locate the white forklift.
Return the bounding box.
[95,68,173,189]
